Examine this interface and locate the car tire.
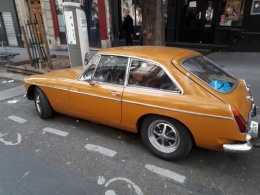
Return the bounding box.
[34,87,53,119]
[141,115,193,161]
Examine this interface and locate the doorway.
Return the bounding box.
[177,0,217,44]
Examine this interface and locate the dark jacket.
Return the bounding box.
[119,15,134,35]
[139,27,143,45]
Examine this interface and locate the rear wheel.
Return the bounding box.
[141,115,193,160]
[34,87,53,119]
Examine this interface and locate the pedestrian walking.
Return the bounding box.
[135,27,143,45]
[118,9,134,46]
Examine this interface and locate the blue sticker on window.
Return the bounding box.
[209,80,231,92]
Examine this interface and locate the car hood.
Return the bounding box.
[24,66,84,90]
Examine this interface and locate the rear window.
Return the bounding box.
[181,56,237,93]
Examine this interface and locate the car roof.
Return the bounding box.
[98,46,199,64]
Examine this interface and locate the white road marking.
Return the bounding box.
[97,176,143,195]
[23,172,29,178]
[145,164,186,183]
[104,177,143,195]
[85,144,117,157]
[0,133,22,145]
[8,80,14,83]
[7,100,19,104]
[42,127,68,137]
[8,115,27,123]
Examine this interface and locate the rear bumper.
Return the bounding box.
[223,121,259,153]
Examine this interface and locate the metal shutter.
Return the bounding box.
[2,12,18,46]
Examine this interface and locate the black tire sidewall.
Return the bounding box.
[34,87,52,119]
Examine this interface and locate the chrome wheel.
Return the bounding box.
[36,94,41,113]
[148,120,180,153]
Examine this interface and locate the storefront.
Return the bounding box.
[51,0,101,48]
[0,0,22,47]
[111,0,260,52]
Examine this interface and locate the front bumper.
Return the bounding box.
[223,121,260,153]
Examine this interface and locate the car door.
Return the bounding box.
[69,55,129,126]
[120,58,183,131]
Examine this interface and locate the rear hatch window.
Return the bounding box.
[181,56,237,93]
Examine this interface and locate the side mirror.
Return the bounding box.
[85,76,95,85]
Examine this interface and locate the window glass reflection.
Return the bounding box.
[205,1,214,27]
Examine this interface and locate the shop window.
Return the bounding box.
[219,0,245,27]
[120,0,168,26]
[205,1,214,28]
[250,0,260,15]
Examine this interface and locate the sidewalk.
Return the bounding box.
[0,47,98,81]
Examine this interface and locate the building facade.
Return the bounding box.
[12,0,260,52]
[14,0,111,50]
[111,0,260,52]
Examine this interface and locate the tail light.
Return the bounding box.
[231,106,247,133]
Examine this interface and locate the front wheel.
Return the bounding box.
[34,87,53,119]
[141,115,193,161]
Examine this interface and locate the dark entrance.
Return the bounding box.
[85,0,101,48]
[177,0,217,44]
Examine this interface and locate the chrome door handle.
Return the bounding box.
[110,91,120,96]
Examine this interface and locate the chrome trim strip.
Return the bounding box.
[243,79,250,91]
[69,89,121,102]
[26,82,232,119]
[77,53,185,94]
[124,57,132,87]
[123,99,233,120]
[24,82,69,92]
[86,53,184,94]
[27,81,123,102]
[125,85,182,95]
[78,54,101,80]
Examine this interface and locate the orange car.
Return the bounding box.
[24,46,259,160]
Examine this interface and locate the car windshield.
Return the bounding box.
[181,56,237,93]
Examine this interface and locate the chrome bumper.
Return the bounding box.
[223,121,260,153]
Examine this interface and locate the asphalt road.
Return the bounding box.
[0,50,260,195]
[0,95,260,195]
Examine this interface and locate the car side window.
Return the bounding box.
[128,59,179,91]
[93,55,128,85]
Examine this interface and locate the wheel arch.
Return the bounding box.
[27,85,36,100]
[136,114,196,144]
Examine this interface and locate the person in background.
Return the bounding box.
[118,9,134,46]
[135,27,143,45]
